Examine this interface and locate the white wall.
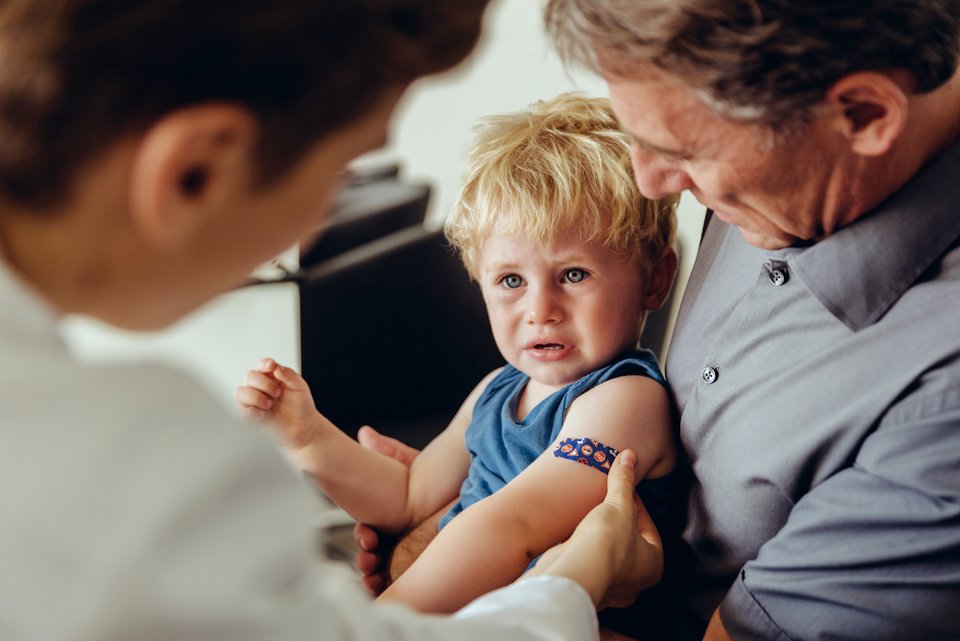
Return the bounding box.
[360,0,608,225]
[61,279,301,412]
[61,0,705,405]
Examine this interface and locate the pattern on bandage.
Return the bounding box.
[553,437,619,474]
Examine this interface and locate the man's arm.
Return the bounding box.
[387,504,447,579]
[351,427,425,595]
[378,376,675,613]
[716,391,960,640]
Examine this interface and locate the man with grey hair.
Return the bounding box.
[543,0,960,639]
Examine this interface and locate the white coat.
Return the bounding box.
[0,257,598,641]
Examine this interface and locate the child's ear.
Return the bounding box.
[128,103,259,250]
[643,246,678,311]
[826,71,909,157]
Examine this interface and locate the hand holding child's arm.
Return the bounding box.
[378,375,675,613]
[527,449,664,609]
[352,426,429,596]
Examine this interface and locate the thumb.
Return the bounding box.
[604,449,640,509]
[357,425,420,467]
[607,450,659,545]
[270,362,309,392]
[357,425,387,450]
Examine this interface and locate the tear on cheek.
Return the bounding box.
[553,437,620,474]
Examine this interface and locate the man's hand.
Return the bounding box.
[357,425,420,467]
[527,449,664,609]
[353,522,395,596]
[352,426,421,595]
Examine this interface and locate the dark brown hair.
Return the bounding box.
[546,0,960,129]
[0,0,489,206]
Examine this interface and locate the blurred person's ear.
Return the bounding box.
[128,104,258,250]
[643,246,678,311]
[827,71,909,157]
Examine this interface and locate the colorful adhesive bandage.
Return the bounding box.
[553,437,619,474]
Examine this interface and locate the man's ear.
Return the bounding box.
[128,104,258,250]
[826,72,909,157]
[643,245,678,311]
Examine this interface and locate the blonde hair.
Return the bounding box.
[445,92,677,280]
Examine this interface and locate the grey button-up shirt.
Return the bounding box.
[666,141,960,640]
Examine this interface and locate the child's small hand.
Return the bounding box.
[235,357,319,450]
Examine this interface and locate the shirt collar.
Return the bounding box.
[0,250,64,348]
[787,139,960,332]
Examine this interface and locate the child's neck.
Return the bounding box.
[513,345,640,421]
[515,377,564,422]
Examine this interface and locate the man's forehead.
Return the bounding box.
[604,67,762,160]
[605,72,702,145]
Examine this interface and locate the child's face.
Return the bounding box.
[477,227,647,389]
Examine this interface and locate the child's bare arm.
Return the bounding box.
[236,359,498,533]
[377,375,676,613]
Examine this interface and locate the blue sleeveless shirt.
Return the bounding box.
[439,348,688,639]
[439,348,689,639]
[440,348,668,529]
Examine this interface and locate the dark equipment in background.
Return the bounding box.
[298,168,503,449]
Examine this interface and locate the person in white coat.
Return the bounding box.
[0,1,662,640]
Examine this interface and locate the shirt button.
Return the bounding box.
[769,267,788,286]
[701,367,718,384]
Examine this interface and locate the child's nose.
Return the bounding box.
[526,287,563,325]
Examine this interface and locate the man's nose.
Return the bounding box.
[631,146,693,199]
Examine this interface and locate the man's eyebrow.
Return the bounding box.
[626,131,691,159]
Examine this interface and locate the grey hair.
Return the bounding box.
[546,0,960,131]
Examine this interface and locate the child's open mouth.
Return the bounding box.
[525,341,573,361]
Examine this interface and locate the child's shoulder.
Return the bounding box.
[564,351,672,435]
[567,349,664,402]
[593,348,664,384]
[572,372,669,417]
[459,365,516,417]
[564,374,674,468]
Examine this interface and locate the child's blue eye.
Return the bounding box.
[502,274,524,289]
[564,269,589,284]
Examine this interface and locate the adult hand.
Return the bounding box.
[353,426,421,595]
[527,449,663,609]
[357,425,420,467]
